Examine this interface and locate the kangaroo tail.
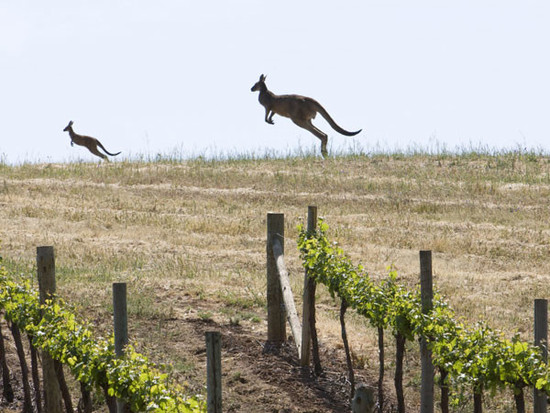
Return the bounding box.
[97,141,121,157]
[314,101,361,136]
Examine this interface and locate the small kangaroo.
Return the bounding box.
[251,74,361,158]
[63,121,121,161]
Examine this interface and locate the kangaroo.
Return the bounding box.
[251,74,361,158]
[63,121,121,161]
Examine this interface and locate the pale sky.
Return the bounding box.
[1,1,549,163]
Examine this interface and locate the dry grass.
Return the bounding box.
[1,150,550,411]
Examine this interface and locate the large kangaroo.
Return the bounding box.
[63,121,121,160]
[251,74,361,158]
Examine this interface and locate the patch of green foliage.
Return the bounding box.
[0,255,204,413]
[298,220,550,403]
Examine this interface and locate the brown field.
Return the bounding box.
[1,151,550,412]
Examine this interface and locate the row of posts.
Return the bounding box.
[30,208,550,413]
[35,246,222,413]
[266,208,549,413]
[266,206,319,368]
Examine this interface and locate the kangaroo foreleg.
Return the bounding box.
[264,108,275,125]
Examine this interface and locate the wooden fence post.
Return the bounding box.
[113,283,128,413]
[534,299,548,413]
[301,206,317,366]
[272,236,303,356]
[37,246,63,413]
[266,213,286,343]
[206,331,222,413]
[420,250,434,413]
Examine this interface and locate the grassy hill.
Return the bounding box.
[1,151,549,411]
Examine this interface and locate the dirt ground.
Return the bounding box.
[0,300,396,413]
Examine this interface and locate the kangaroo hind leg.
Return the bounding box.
[292,118,329,158]
[87,144,108,160]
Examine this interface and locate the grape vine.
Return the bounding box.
[0,257,205,413]
[298,219,550,410]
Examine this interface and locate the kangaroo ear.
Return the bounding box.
[260,74,266,81]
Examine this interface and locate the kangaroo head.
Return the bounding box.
[251,74,267,92]
[63,120,74,132]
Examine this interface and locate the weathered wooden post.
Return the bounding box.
[113,283,128,413]
[272,235,302,356]
[266,213,286,343]
[534,299,548,413]
[420,250,434,413]
[37,246,63,413]
[206,331,222,413]
[301,206,317,367]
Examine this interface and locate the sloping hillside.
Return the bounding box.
[1,152,549,411]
